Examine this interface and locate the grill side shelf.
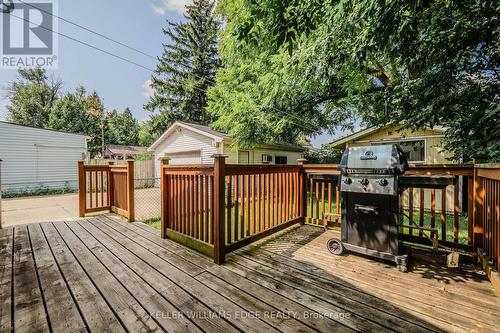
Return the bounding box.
[399,175,456,189]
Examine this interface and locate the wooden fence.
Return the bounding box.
[87,158,154,181]
[474,164,500,271]
[160,158,499,266]
[78,160,135,221]
[160,156,303,264]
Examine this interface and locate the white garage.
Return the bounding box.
[0,121,88,192]
[167,150,202,165]
[148,121,305,179]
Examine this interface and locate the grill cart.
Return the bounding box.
[327,144,456,272]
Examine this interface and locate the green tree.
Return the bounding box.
[209,0,500,161]
[48,87,103,156]
[106,108,140,146]
[145,0,221,132]
[5,68,62,128]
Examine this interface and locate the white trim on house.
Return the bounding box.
[148,121,305,153]
[148,121,227,151]
[330,125,448,148]
[370,138,428,164]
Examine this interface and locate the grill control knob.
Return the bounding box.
[343,177,352,185]
[360,178,369,186]
[378,178,389,186]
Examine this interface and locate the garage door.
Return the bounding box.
[168,151,202,165]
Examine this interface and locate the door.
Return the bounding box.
[168,151,202,165]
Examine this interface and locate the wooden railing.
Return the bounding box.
[223,163,302,254]
[300,164,474,251]
[160,159,499,266]
[302,165,341,227]
[402,165,474,251]
[160,156,303,264]
[474,164,500,271]
[78,160,135,221]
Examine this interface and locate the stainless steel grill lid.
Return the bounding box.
[338,144,408,175]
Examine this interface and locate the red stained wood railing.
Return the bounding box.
[474,164,500,271]
[160,158,302,263]
[78,160,134,221]
[160,160,499,267]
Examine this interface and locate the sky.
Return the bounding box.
[0,0,351,147]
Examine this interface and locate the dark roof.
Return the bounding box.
[105,144,150,155]
[0,120,89,138]
[176,121,231,139]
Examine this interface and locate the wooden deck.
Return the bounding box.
[1,216,499,333]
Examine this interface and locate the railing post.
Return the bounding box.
[127,160,135,222]
[212,154,227,264]
[78,161,86,217]
[108,161,114,210]
[473,164,485,254]
[297,159,307,224]
[0,159,3,229]
[160,157,171,239]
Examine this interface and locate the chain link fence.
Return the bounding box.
[134,177,161,226]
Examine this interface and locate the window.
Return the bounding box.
[373,140,425,163]
[275,156,288,165]
[262,154,273,163]
[238,151,250,164]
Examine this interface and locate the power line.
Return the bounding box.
[16,0,157,60]
[9,12,155,72]
[7,9,321,133]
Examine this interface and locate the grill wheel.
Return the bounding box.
[327,238,344,255]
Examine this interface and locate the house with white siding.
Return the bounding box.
[0,121,88,192]
[148,121,305,178]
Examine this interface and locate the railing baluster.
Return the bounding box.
[251,174,256,234]
[226,176,232,244]
[94,171,98,207]
[315,180,319,224]
[408,188,414,236]
[256,174,261,233]
[233,175,239,242]
[204,175,209,242]
[89,171,93,209]
[100,171,104,207]
[454,177,459,243]
[441,188,447,241]
[321,182,325,221]
[419,189,424,237]
[266,173,270,230]
[431,189,436,238]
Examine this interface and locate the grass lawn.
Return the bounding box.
[139,193,470,245]
[142,217,161,230]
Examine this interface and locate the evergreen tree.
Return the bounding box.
[145,0,220,131]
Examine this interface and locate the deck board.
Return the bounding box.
[13,225,49,333]
[0,228,13,333]
[52,222,161,333]
[0,215,499,333]
[40,223,125,332]
[27,224,87,333]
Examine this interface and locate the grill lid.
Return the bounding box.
[338,144,408,175]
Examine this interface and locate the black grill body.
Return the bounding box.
[341,193,399,255]
[336,144,410,270]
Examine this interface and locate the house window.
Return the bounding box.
[374,140,425,163]
[275,156,287,165]
[262,154,273,163]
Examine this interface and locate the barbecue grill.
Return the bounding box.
[327,144,457,272]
